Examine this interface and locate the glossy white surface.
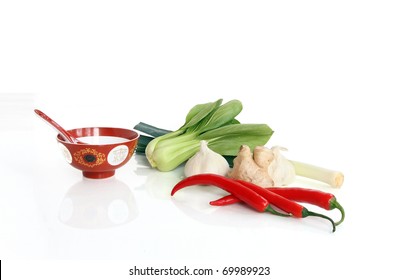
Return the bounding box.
[1,93,397,279]
[1,1,397,279]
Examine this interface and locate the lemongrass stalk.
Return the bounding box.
[290,160,344,188]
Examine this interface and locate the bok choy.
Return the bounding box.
[134,99,273,171]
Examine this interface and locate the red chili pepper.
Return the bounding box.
[171,174,289,217]
[270,187,345,226]
[205,179,335,231]
[210,186,345,226]
[172,174,336,232]
[210,195,241,206]
[236,180,336,231]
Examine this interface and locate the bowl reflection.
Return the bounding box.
[59,177,138,229]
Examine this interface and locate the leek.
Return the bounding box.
[290,160,344,188]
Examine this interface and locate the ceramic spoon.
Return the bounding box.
[34,109,83,144]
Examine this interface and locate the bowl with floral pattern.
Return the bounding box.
[57,127,139,179]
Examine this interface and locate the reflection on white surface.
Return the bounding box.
[133,155,277,228]
[132,155,185,200]
[59,177,138,229]
[170,186,278,228]
[108,199,130,224]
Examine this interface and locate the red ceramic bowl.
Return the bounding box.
[57,127,139,179]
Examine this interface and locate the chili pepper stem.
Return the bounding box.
[304,210,336,232]
[330,199,345,226]
[265,205,292,217]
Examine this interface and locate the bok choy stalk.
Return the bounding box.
[134,99,274,172]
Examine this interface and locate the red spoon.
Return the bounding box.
[34,109,83,144]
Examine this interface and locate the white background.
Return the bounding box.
[1,0,398,279]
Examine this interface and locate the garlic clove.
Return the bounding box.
[184,140,230,177]
[268,146,296,186]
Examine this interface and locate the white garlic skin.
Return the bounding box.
[184,140,230,177]
[268,146,296,186]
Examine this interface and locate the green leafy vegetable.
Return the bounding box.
[134,99,273,172]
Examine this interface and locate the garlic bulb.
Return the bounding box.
[184,140,230,177]
[268,146,296,186]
